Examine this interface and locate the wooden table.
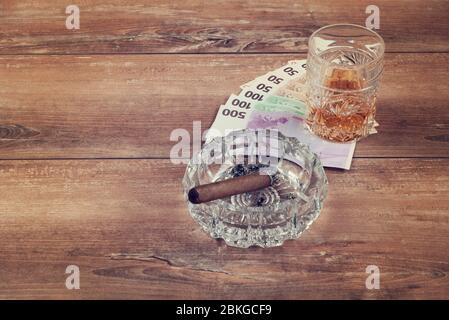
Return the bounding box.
[1,0,448,299]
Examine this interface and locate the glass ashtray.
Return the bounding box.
[182,129,328,248]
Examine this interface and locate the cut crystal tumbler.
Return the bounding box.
[306,24,384,142]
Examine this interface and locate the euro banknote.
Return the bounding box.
[205,59,378,170]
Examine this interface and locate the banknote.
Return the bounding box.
[245,110,355,169]
[205,59,379,170]
[207,104,355,170]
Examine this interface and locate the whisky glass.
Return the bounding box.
[305,24,384,142]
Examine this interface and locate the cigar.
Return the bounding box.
[188,174,272,204]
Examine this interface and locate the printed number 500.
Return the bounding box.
[222,108,246,119]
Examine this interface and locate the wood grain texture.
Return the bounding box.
[1,0,448,301]
[1,0,449,54]
[0,159,448,299]
[0,53,448,159]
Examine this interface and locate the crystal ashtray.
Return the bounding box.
[182,129,328,248]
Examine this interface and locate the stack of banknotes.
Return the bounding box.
[205,59,378,170]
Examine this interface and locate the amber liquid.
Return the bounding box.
[306,68,376,142]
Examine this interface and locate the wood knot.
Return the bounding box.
[0,124,40,139]
[424,134,449,142]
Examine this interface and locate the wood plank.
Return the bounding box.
[0,53,448,159]
[1,0,449,54]
[0,158,448,299]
